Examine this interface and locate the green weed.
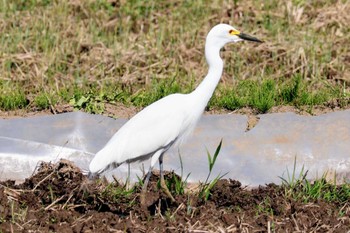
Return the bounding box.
[165,153,191,196]
[102,181,135,204]
[279,157,308,194]
[199,139,227,200]
[256,197,274,216]
[69,89,105,114]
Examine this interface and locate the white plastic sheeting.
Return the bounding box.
[1,110,349,186]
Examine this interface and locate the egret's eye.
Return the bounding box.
[229,29,240,35]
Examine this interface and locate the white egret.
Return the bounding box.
[88,24,262,204]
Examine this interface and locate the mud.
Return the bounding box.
[0,160,349,232]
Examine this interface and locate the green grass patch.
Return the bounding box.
[280,158,350,204]
[101,181,136,204]
[283,174,350,205]
[211,75,341,113]
[34,92,58,110]
[130,78,186,107]
[0,85,28,110]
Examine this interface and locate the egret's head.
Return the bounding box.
[206,24,262,49]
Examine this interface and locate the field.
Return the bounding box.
[1,0,350,232]
[0,0,349,116]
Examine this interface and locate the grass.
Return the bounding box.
[9,199,28,225]
[212,74,346,113]
[102,181,136,204]
[280,157,350,205]
[0,0,349,113]
[165,153,190,196]
[0,87,28,110]
[256,197,274,216]
[198,139,228,200]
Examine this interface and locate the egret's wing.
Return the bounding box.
[95,94,188,167]
[117,97,185,158]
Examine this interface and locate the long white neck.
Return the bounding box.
[191,42,224,110]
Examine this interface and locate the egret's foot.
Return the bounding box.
[160,176,175,202]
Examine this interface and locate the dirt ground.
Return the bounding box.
[0,160,349,232]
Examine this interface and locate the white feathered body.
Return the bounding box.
[89,92,205,173]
